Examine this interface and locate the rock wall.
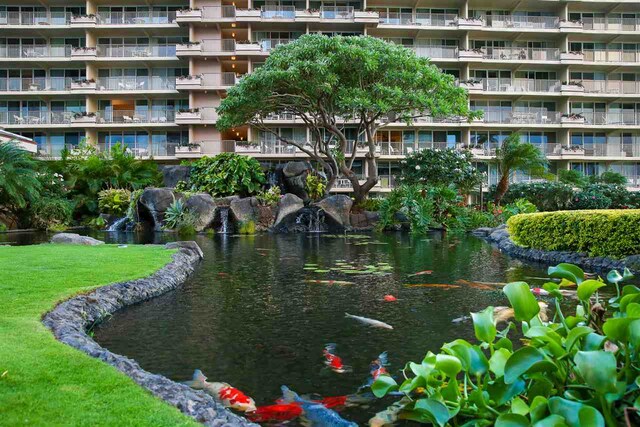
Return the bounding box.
[42,242,257,427]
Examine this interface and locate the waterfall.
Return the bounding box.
[107,217,128,232]
[293,207,326,233]
[218,207,230,234]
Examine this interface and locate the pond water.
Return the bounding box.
[59,231,549,425]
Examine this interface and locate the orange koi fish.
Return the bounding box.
[323,344,352,374]
[383,295,398,302]
[404,284,460,289]
[408,270,433,277]
[185,369,256,412]
[246,403,303,422]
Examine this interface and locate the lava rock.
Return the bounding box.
[273,193,304,230]
[213,195,240,207]
[312,195,353,228]
[138,188,181,231]
[281,161,312,200]
[160,165,190,188]
[184,193,217,232]
[164,241,204,259]
[230,197,259,224]
[51,233,104,246]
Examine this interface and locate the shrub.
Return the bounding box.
[454,207,499,230]
[0,222,7,232]
[583,184,632,208]
[495,181,574,211]
[592,170,627,185]
[305,174,326,201]
[163,199,196,234]
[256,186,281,206]
[557,168,585,186]
[355,197,384,212]
[398,148,481,193]
[500,198,537,221]
[238,220,256,235]
[188,153,265,197]
[98,189,131,216]
[377,184,434,234]
[508,209,640,257]
[0,142,41,214]
[571,187,612,210]
[29,197,73,230]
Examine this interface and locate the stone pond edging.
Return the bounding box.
[473,225,640,273]
[42,241,258,427]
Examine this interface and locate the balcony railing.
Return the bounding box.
[582,16,640,31]
[258,38,293,51]
[582,49,640,63]
[38,143,79,158]
[0,77,74,92]
[482,47,560,61]
[96,11,177,25]
[96,44,176,58]
[96,76,176,91]
[0,110,78,125]
[202,6,237,19]
[379,12,456,26]
[98,141,179,157]
[96,109,176,124]
[202,39,237,52]
[201,72,240,87]
[473,108,561,124]
[485,15,559,29]
[0,45,72,58]
[412,45,459,59]
[581,80,640,94]
[261,6,296,19]
[320,6,354,20]
[481,78,561,93]
[0,11,72,25]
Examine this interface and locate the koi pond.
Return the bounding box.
[4,231,550,425]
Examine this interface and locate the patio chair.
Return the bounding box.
[13,115,24,124]
[122,115,133,123]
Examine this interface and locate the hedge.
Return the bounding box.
[507,209,640,258]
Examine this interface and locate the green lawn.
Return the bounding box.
[0,244,198,426]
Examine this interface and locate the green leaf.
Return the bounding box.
[488,377,526,406]
[489,348,512,377]
[576,279,606,301]
[399,375,425,393]
[511,396,529,415]
[504,346,545,384]
[629,319,640,348]
[627,303,640,317]
[603,317,637,342]
[371,375,398,398]
[435,354,462,377]
[606,270,623,284]
[472,306,496,343]
[623,268,634,281]
[443,341,488,377]
[532,414,569,427]
[548,397,603,427]
[495,414,529,427]
[574,351,617,394]
[409,361,432,379]
[413,398,451,427]
[529,396,549,423]
[548,263,584,284]
[503,282,541,322]
[565,326,593,352]
[583,332,606,351]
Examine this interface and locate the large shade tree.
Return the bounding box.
[217,34,477,203]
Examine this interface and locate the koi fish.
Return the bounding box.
[305,279,354,285]
[323,344,352,374]
[369,397,411,427]
[281,386,358,427]
[246,403,303,422]
[404,284,460,289]
[532,287,577,297]
[184,369,256,412]
[455,279,506,288]
[408,270,433,277]
[494,301,548,323]
[360,352,390,390]
[345,313,393,329]
[383,294,398,302]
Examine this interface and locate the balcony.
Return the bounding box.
[95,45,177,58]
[579,112,640,126]
[0,77,74,93]
[411,45,459,59]
[98,141,179,158]
[481,47,560,62]
[581,80,640,95]
[0,110,79,125]
[201,6,237,20]
[0,45,72,59]
[261,6,296,20]
[0,11,72,26]
[320,6,354,20]
[472,108,561,124]
[175,107,217,124]
[480,78,561,93]
[95,109,176,124]
[96,76,176,91]
[582,16,640,32]
[379,12,457,27]
[95,11,177,25]
[582,50,640,63]
[483,15,560,30]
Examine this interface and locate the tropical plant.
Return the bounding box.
[354,197,384,212]
[372,263,640,427]
[256,186,281,206]
[187,153,265,197]
[217,34,477,203]
[305,174,326,201]
[163,198,196,234]
[98,189,131,216]
[571,187,612,210]
[591,170,628,185]
[557,169,586,187]
[0,142,41,216]
[496,182,574,212]
[238,220,256,235]
[580,184,633,209]
[29,197,73,230]
[399,149,481,195]
[0,222,7,232]
[377,185,434,234]
[493,133,548,205]
[501,198,538,221]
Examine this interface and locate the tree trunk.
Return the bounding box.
[494,172,510,205]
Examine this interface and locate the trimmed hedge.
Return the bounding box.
[507,209,640,258]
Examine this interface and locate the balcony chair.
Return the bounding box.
[13,115,24,124]
[122,115,133,123]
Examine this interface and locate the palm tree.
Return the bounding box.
[0,142,41,212]
[493,133,547,205]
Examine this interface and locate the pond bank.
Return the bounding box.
[475,225,640,273]
[43,241,256,427]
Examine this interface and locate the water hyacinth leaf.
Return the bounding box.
[603,317,637,342]
[576,279,606,301]
[532,414,569,427]
[504,346,545,384]
[495,413,529,427]
[576,407,605,427]
[413,398,451,427]
[435,354,462,377]
[399,374,425,393]
[548,263,584,284]
[444,340,488,376]
[543,282,563,299]
[371,375,398,398]
[529,396,549,423]
[628,319,640,348]
[623,268,634,281]
[527,376,555,401]
[503,282,540,322]
[582,332,606,351]
[627,302,640,317]
[511,396,529,415]
[471,306,496,343]
[409,361,432,379]
[489,347,512,377]
[487,377,526,406]
[620,293,640,312]
[548,397,596,427]
[606,270,623,284]
[574,351,617,394]
[495,337,513,352]
[565,326,593,352]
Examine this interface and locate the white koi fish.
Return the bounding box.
[345,313,393,330]
[184,369,256,412]
[368,397,411,427]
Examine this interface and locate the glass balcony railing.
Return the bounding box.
[581,80,640,94]
[480,78,561,92]
[0,45,72,58]
[0,110,79,124]
[582,16,640,31]
[202,6,237,19]
[96,11,177,24]
[411,45,459,59]
[261,6,296,19]
[0,77,74,92]
[320,6,354,20]
[484,15,559,29]
[379,12,456,26]
[581,50,640,63]
[96,109,176,124]
[98,141,179,157]
[96,44,176,58]
[96,76,176,91]
[0,11,72,25]
[472,108,561,124]
[482,47,560,61]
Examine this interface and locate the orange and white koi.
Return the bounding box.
[184,369,256,412]
[323,344,352,373]
[408,270,433,277]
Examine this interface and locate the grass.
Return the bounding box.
[0,244,198,426]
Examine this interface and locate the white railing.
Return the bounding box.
[96,11,177,24]
[261,6,296,19]
[202,39,238,52]
[0,77,74,92]
[581,80,640,94]
[0,11,72,25]
[473,108,561,124]
[201,73,240,87]
[487,15,559,29]
[582,49,640,63]
[379,12,457,26]
[320,6,354,20]
[96,109,176,124]
[0,110,78,125]
[582,16,640,31]
[96,76,176,91]
[202,6,237,19]
[259,38,293,51]
[96,44,176,57]
[378,11,413,25]
[412,45,459,59]
[604,112,639,126]
[481,78,561,92]
[482,47,560,61]
[0,44,72,58]
[98,141,179,157]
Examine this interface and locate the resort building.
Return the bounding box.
[3,1,640,192]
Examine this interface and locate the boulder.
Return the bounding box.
[350,210,380,229]
[164,241,204,259]
[213,195,240,207]
[273,193,304,230]
[230,197,259,225]
[312,195,353,228]
[51,233,104,246]
[184,193,217,232]
[280,161,312,200]
[489,228,510,243]
[160,165,190,188]
[139,187,181,231]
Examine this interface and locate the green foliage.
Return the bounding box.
[88,215,107,230]
[29,197,73,231]
[501,198,538,221]
[495,182,574,211]
[373,263,639,427]
[305,174,326,201]
[174,180,190,193]
[571,187,612,210]
[557,169,585,187]
[0,222,7,232]
[378,185,434,234]
[238,220,256,235]
[0,142,41,212]
[592,170,628,185]
[398,149,481,193]
[576,184,634,209]
[187,153,265,197]
[126,189,143,223]
[508,209,640,257]
[163,199,196,234]
[97,189,131,216]
[355,197,384,212]
[256,186,282,206]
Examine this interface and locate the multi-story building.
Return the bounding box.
[4,1,640,192]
